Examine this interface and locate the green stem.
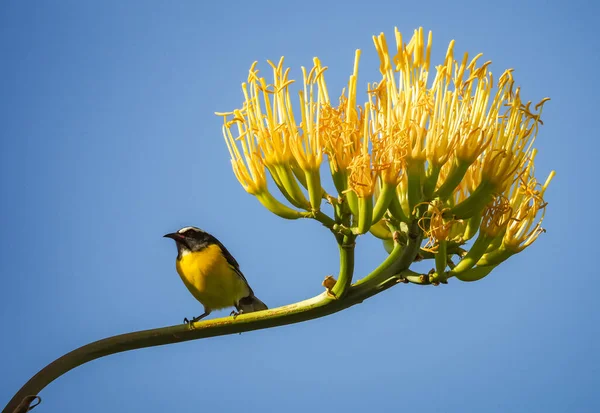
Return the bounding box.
[422,163,441,199]
[372,183,395,223]
[331,234,356,298]
[451,181,495,219]
[477,246,513,266]
[331,169,348,197]
[369,220,392,240]
[305,169,322,212]
[406,161,424,214]
[274,164,310,210]
[434,240,447,282]
[291,161,308,188]
[448,233,493,277]
[312,210,337,229]
[388,192,409,223]
[354,196,373,235]
[345,190,359,218]
[4,272,411,413]
[255,192,310,220]
[266,165,301,209]
[355,219,422,289]
[434,159,470,200]
[395,269,432,285]
[463,213,482,241]
[486,233,504,253]
[453,265,496,282]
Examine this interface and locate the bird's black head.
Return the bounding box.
[164,226,212,258]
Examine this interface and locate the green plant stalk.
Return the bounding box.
[330,167,347,196]
[256,192,310,220]
[451,181,495,219]
[372,183,396,223]
[434,159,470,200]
[291,161,309,188]
[345,190,359,218]
[354,196,373,235]
[434,240,447,282]
[463,213,482,241]
[353,241,403,287]
[382,238,394,254]
[406,161,424,214]
[477,245,513,266]
[329,167,359,216]
[355,219,422,289]
[4,265,413,413]
[266,165,303,209]
[331,168,358,217]
[331,197,343,222]
[448,233,493,277]
[422,163,441,199]
[274,164,310,209]
[486,232,505,253]
[388,191,409,223]
[305,169,322,212]
[395,269,432,285]
[311,210,337,229]
[454,265,496,282]
[331,234,356,298]
[291,162,331,201]
[369,220,392,240]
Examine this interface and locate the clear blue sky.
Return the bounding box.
[1,1,597,412]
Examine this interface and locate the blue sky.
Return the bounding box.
[1,1,598,412]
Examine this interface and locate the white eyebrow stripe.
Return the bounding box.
[177,226,202,234]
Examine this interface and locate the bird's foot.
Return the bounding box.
[183,316,203,325]
[230,310,241,319]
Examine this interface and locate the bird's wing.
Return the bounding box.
[212,238,253,293]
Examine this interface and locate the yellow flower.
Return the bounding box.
[219,26,552,235]
[368,84,408,185]
[290,57,330,172]
[418,200,459,252]
[220,111,267,195]
[372,28,433,162]
[503,155,555,252]
[480,195,512,238]
[245,59,296,167]
[322,51,364,174]
[480,90,549,192]
[347,147,376,198]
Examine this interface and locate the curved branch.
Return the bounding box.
[331,234,356,298]
[3,268,410,413]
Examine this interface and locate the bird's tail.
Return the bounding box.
[237,295,268,314]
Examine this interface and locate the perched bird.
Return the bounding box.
[164,226,268,323]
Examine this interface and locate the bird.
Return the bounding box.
[164,226,268,323]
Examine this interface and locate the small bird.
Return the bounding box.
[164,226,268,323]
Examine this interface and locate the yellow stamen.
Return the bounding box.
[323,51,364,174]
[290,57,329,172]
[480,195,512,238]
[418,201,459,252]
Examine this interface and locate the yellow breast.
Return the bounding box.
[175,244,250,310]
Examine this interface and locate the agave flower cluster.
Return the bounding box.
[217,27,554,284]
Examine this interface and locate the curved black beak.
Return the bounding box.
[163,232,183,241]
